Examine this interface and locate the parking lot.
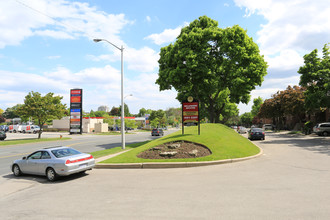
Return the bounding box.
[1,131,329,219]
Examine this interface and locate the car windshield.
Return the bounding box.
[51,148,82,158]
[252,128,263,132]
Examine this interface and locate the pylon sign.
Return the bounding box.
[182,96,200,135]
[70,89,83,134]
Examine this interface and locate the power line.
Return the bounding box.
[14,0,94,39]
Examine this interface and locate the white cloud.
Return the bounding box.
[234,0,330,55]
[88,46,159,73]
[265,49,303,71]
[0,0,133,48]
[144,25,185,45]
[146,16,151,22]
[47,55,61,60]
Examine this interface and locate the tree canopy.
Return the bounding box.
[258,85,305,129]
[298,43,330,110]
[16,91,66,138]
[156,16,267,123]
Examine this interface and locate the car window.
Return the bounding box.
[51,148,81,158]
[28,151,42,160]
[41,151,51,159]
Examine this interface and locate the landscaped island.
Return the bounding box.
[92,123,261,164]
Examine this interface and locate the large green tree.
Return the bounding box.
[156,16,267,123]
[16,91,66,139]
[298,43,330,110]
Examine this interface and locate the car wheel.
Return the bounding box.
[323,131,328,136]
[13,164,22,177]
[46,168,58,182]
[22,130,25,134]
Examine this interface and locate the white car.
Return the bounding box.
[11,146,95,181]
[238,126,247,134]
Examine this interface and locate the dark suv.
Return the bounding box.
[314,122,330,136]
[0,131,6,141]
[151,128,164,136]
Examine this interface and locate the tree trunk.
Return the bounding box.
[38,124,43,139]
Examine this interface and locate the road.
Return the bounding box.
[0,130,178,176]
[0,131,329,220]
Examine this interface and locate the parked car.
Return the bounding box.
[11,146,95,181]
[238,126,247,134]
[0,131,6,140]
[248,128,265,140]
[151,128,164,136]
[0,125,9,132]
[262,124,273,130]
[314,122,330,136]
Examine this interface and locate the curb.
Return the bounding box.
[95,146,263,169]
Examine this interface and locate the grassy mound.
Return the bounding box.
[97,123,260,163]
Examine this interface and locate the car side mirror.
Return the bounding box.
[22,157,27,160]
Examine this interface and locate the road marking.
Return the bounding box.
[0,152,32,159]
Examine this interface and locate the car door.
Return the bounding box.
[36,151,52,174]
[24,151,43,174]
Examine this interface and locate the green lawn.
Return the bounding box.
[95,123,260,163]
[0,137,71,146]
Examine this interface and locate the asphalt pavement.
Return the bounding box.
[0,131,329,220]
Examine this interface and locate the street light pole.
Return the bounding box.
[94,39,125,149]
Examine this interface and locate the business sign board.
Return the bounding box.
[182,97,200,135]
[70,89,83,134]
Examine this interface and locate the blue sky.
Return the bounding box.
[1,0,329,115]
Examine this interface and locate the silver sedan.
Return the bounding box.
[11,146,95,181]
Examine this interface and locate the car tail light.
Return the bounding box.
[66,155,94,164]
[263,132,265,135]
[251,132,254,135]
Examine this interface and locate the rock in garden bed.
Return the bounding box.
[137,141,212,159]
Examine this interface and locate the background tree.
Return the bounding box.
[93,111,107,117]
[251,97,263,117]
[156,16,268,123]
[103,114,115,129]
[110,106,120,116]
[219,102,239,124]
[16,91,66,139]
[298,43,330,111]
[280,85,306,121]
[119,103,131,117]
[0,108,4,115]
[2,104,22,119]
[149,110,166,127]
[240,112,253,127]
[125,119,137,130]
[165,107,182,126]
[258,85,306,130]
[137,108,147,117]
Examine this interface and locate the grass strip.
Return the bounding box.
[0,137,71,146]
[91,141,150,158]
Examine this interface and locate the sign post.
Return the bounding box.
[182,97,200,135]
[70,89,83,134]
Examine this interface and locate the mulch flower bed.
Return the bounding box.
[137,140,212,159]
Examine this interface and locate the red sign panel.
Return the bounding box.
[183,102,199,123]
[71,90,81,95]
[71,96,81,103]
